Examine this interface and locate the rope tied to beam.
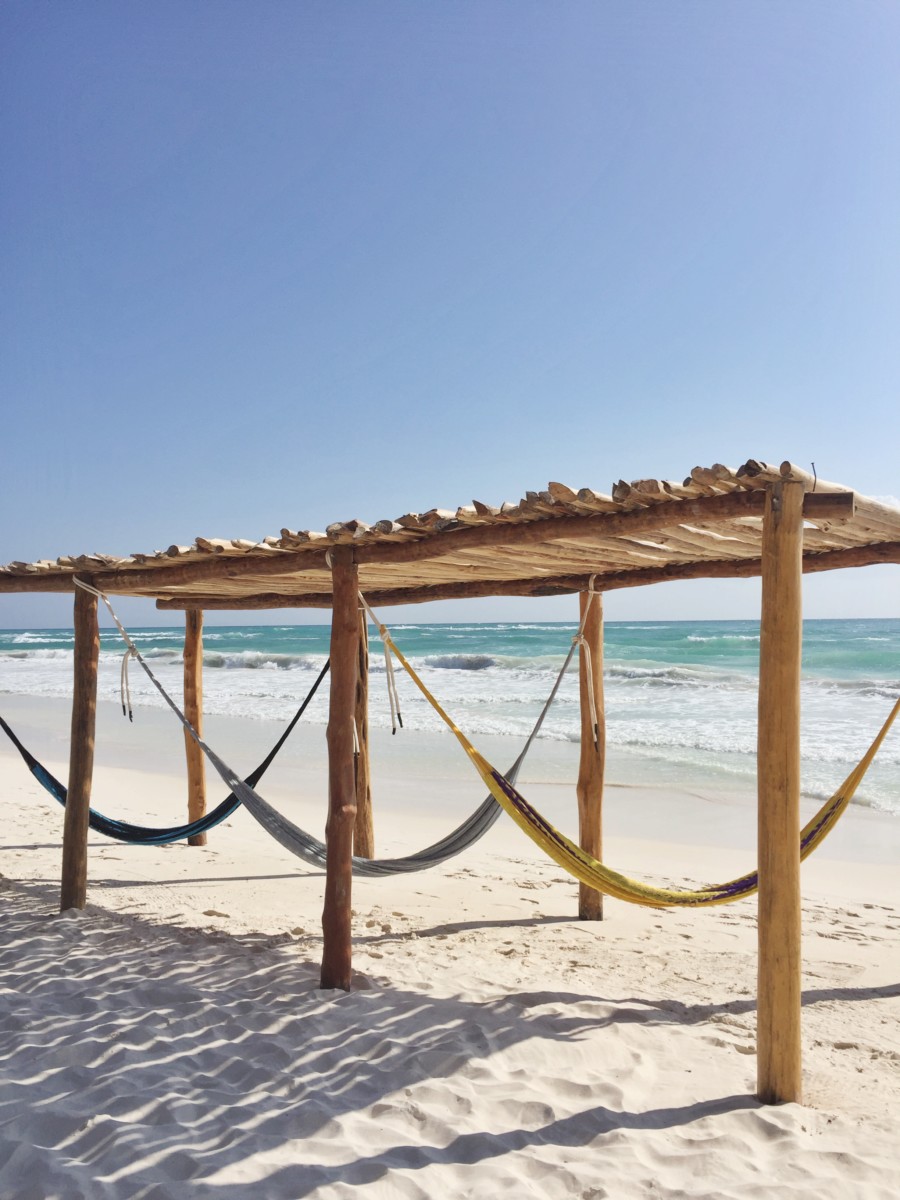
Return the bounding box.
[358,591,403,734]
[73,578,138,721]
[355,589,900,906]
[56,581,569,873]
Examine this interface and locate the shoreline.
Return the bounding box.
[2,690,899,861]
[2,694,900,1196]
[4,616,899,820]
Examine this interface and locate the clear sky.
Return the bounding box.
[1,1,898,628]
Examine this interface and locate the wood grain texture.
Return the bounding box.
[183,609,207,847]
[150,538,900,611]
[320,548,360,991]
[353,612,374,858]
[60,584,100,911]
[576,591,605,921]
[757,481,804,1105]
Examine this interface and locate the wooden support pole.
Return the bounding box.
[354,610,374,858]
[60,582,100,911]
[757,481,804,1105]
[320,547,360,990]
[576,590,605,920]
[183,608,207,847]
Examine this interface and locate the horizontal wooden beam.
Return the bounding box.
[354,491,773,563]
[152,539,900,611]
[0,553,325,594]
[802,492,855,520]
[0,492,763,593]
[0,491,860,597]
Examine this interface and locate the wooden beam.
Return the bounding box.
[320,547,360,991]
[151,538,900,612]
[0,489,867,598]
[60,582,100,911]
[757,481,804,1105]
[576,590,605,921]
[0,491,776,595]
[354,610,374,857]
[801,492,854,519]
[183,609,207,847]
[356,491,773,563]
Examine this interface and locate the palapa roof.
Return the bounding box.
[2,460,898,610]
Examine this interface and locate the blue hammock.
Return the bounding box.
[0,660,329,845]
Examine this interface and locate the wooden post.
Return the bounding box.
[183,609,207,846]
[577,590,605,920]
[757,480,804,1104]
[354,610,374,858]
[60,582,100,911]
[320,547,360,990]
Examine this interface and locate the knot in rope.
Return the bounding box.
[74,578,142,722]
[120,647,138,721]
[358,592,403,734]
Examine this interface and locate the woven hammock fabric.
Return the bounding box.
[0,690,515,872]
[379,630,900,907]
[15,582,575,875]
[0,660,331,845]
[133,647,563,875]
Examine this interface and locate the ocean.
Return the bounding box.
[1,618,898,815]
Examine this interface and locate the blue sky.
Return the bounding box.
[1,1,898,628]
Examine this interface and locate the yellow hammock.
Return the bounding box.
[371,614,899,908]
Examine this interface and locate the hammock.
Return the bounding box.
[0,659,331,845]
[240,625,576,876]
[371,612,900,908]
[24,582,573,875]
[231,627,575,876]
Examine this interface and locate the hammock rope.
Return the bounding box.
[365,599,900,907]
[31,581,572,875]
[0,660,331,845]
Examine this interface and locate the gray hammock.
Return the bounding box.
[78,582,576,877]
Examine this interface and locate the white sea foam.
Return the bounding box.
[0,648,71,660]
[203,651,322,670]
[686,633,760,643]
[10,632,72,644]
[2,618,897,814]
[122,630,184,641]
[423,654,496,670]
[605,664,749,687]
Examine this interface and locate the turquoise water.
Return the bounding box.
[1,619,898,813]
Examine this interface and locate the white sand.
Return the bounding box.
[2,695,900,1199]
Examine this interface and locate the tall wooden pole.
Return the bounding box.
[60,582,100,911]
[354,611,374,858]
[577,590,605,920]
[757,481,804,1104]
[320,547,360,990]
[183,608,208,846]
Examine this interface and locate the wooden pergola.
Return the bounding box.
[3,458,899,1106]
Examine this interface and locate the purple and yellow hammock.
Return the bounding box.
[365,606,900,908]
[7,580,898,906]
